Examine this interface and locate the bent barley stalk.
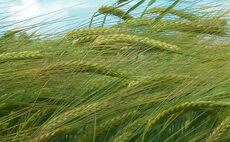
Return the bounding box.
[148,101,230,128]
[113,118,146,142]
[64,27,130,40]
[31,109,138,142]
[98,6,133,20]
[20,111,42,130]
[124,18,226,35]
[96,110,138,133]
[93,34,178,51]
[206,117,230,142]
[141,101,230,141]
[31,101,109,142]
[127,74,197,90]
[39,60,129,78]
[72,35,98,44]
[0,51,42,63]
[153,0,181,23]
[29,127,71,142]
[123,18,155,26]
[76,110,139,141]
[151,21,227,35]
[145,7,198,21]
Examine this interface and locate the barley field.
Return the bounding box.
[0,0,230,142]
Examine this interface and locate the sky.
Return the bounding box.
[0,0,229,36]
[6,0,111,20]
[0,0,114,35]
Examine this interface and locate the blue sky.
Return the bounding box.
[0,0,229,35]
[0,0,114,35]
[4,0,112,19]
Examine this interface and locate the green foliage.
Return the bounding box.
[117,0,130,4]
[154,0,181,23]
[125,0,146,15]
[0,0,230,142]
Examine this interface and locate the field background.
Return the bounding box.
[0,0,230,142]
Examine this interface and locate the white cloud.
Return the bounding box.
[6,0,100,34]
[9,0,40,20]
[8,0,95,21]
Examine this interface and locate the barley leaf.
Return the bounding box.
[154,0,181,23]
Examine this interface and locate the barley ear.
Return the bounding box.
[206,117,230,142]
[0,51,42,63]
[76,110,138,141]
[145,7,198,21]
[141,101,230,141]
[31,102,108,142]
[148,101,230,129]
[98,6,133,20]
[39,60,129,79]
[93,34,178,52]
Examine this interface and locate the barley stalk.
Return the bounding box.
[20,111,42,130]
[72,35,98,44]
[98,110,138,132]
[152,21,226,35]
[148,101,230,128]
[32,110,138,142]
[117,0,129,4]
[0,51,42,63]
[141,101,230,141]
[76,110,138,141]
[113,118,145,142]
[124,18,226,35]
[93,34,178,52]
[64,27,130,40]
[39,60,129,78]
[124,18,155,26]
[206,117,230,142]
[29,127,70,142]
[31,102,108,142]
[145,7,198,21]
[154,0,181,23]
[98,6,133,20]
